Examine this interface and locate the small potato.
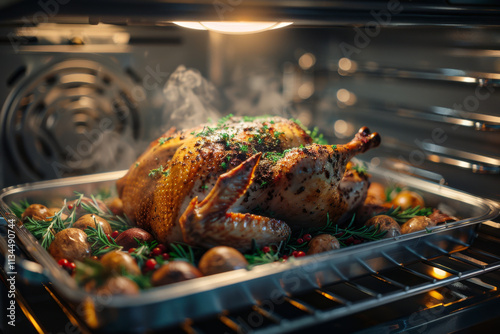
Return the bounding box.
[22,204,54,221]
[95,276,140,296]
[73,214,112,235]
[105,197,124,216]
[48,228,91,262]
[392,190,425,210]
[151,261,202,287]
[365,215,401,238]
[115,228,154,250]
[401,216,435,234]
[355,202,393,225]
[100,251,141,276]
[307,234,340,255]
[366,182,386,204]
[198,246,248,276]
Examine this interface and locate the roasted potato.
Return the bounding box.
[95,276,140,296]
[307,234,340,255]
[151,261,202,286]
[22,204,54,221]
[392,190,425,210]
[114,228,154,250]
[48,228,91,261]
[401,216,434,234]
[105,197,124,216]
[73,214,112,235]
[355,202,393,224]
[365,215,401,238]
[366,182,387,204]
[198,246,248,276]
[100,251,141,276]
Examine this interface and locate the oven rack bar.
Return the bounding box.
[340,63,500,88]
[378,139,500,175]
[345,102,500,132]
[182,222,500,334]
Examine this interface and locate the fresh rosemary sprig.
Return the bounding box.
[129,239,158,268]
[9,199,30,219]
[22,200,75,249]
[169,243,196,265]
[85,224,122,256]
[285,214,386,251]
[245,243,282,268]
[74,258,106,287]
[377,206,433,223]
[79,194,133,232]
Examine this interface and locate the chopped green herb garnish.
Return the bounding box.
[238,143,249,153]
[148,165,169,178]
[158,136,173,145]
[291,118,328,145]
[351,162,368,176]
[217,113,234,127]
[221,162,227,169]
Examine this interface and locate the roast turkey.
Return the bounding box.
[117,116,380,251]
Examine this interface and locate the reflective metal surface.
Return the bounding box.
[0,168,497,332]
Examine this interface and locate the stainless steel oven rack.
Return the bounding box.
[174,221,500,334]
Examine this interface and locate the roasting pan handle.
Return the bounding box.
[0,217,48,284]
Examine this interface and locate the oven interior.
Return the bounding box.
[1,0,500,333]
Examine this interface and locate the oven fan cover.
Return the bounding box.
[1,58,141,181]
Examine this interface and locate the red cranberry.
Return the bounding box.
[145,258,157,271]
[58,259,69,267]
[151,247,162,257]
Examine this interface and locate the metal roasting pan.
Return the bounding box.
[0,167,498,332]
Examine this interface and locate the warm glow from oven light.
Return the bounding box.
[432,267,449,279]
[173,21,292,34]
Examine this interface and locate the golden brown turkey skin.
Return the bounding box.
[117,116,380,247]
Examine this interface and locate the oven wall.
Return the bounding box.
[1,24,498,201]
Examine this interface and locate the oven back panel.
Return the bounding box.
[1,24,498,200]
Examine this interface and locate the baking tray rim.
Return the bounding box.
[0,168,498,308]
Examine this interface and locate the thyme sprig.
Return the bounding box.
[85,224,122,256]
[378,206,433,223]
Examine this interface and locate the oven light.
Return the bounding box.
[173,21,293,34]
[432,267,449,279]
